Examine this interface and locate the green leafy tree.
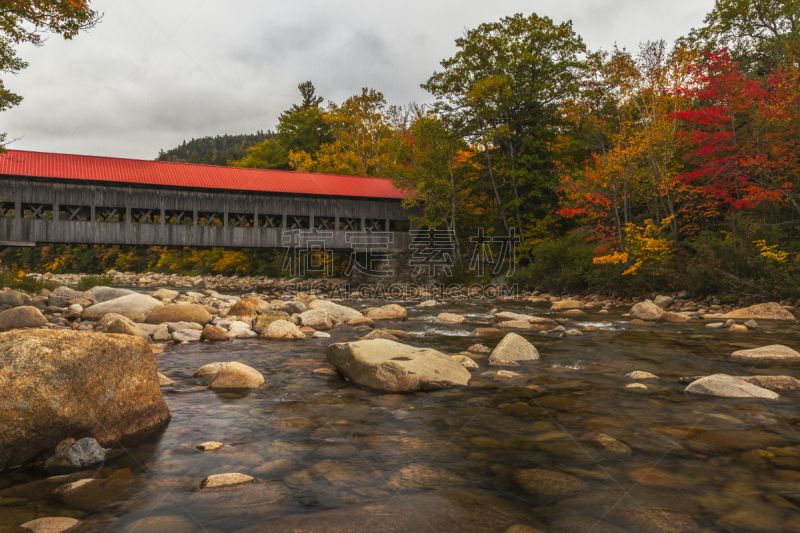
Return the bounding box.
[392,108,483,264]
[423,13,589,243]
[157,132,273,166]
[1,0,100,148]
[689,0,799,74]
[234,81,332,170]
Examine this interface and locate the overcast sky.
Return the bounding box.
[2,0,715,160]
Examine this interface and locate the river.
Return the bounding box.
[3,298,800,532]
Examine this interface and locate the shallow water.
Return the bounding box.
[3,300,800,532]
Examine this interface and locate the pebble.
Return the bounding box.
[196,441,224,451]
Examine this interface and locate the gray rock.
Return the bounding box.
[327,339,471,392]
[684,374,779,400]
[705,322,724,329]
[744,319,760,329]
[654,295,674,307]
[48,287,97,308]
[44,438,105,474]
[0,290,30,307]
[88,286,138,303]
[81,294,164,322]
[172,329,202,342]
[489,333,539,363]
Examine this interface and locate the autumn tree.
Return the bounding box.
[676,51,800,233]
[0,0,100,148]
[290,88,404,178]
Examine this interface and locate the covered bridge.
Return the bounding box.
[0,150,416,251]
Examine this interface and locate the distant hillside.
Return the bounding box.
[156,132,275,166]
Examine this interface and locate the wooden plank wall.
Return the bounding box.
[0,178,416,251]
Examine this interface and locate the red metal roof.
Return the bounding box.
[0,150,406,200]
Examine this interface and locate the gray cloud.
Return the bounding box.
[2,0,715,160]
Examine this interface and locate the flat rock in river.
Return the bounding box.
[0,329,170,471]
[327,339,471,392]
[704,302,795,321]
[684,374,779,400]
[729,344,800,364]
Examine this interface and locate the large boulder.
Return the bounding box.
[81,294,164,322]
[0,290,30,307]
[729,344,800,365]
[261,320,305,340]
[704,302,795,321]
[145,304,212,325]
[253,312,291,334]
[489,333,539,363]
[550,300,585,311]
[48,287,97,308]
[307,300,363,323]
[327,339,471,392]
[630,300,664,321]
[0,330,170,470]
[684,374,779,400]
[208,362,264,390]
[298,308,333,330]
[0,306,47,331]
[365,304,408,321]
[227,298,272,316]
[88,286,138,303]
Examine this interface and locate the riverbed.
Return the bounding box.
[3,299,800,532]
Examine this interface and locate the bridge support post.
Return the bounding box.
[13,200,21,241]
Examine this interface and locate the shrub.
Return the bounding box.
[0,270,59,293]
[75,274,115,292]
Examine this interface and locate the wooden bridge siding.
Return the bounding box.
[0,179,413,250]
